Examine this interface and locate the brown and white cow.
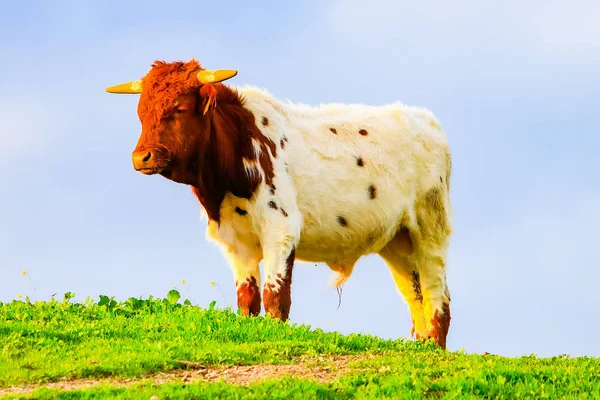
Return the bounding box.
[106,59,453,349]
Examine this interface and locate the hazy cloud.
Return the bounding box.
[326,0,600,90]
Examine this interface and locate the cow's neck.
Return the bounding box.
[191,87,271,224]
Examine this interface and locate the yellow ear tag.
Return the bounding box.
[203,101,212,115]
[200,84,218,115]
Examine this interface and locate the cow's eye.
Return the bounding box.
[176,108,186,114]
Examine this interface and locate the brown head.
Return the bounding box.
[107,59,275,223]
[106,59,238,186]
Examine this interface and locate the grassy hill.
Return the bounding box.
[1,292,598,399]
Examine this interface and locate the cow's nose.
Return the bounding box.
[132,150,153,170]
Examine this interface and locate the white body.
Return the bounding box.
[204,85,453,343]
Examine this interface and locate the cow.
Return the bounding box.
[106,59,454,349]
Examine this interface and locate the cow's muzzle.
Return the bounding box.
[132,149,168,175]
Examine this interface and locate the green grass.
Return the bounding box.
[1,292,599,399]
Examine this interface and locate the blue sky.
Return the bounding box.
[1,0,599,358]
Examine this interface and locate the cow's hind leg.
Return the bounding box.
[379,227,428,341]
[412,187,452,349]
[414,250,451,349]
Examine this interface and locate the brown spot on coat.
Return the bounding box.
[356,157,364,167]
[235,207,248,216]
[262,117,269,126]
[368,185,377,199]
[359,129,368,136]
[411,271,423,303]
[257,144,276,190]
[268,201,278,210]
[280,139,285,149]
[337,216,348,227]
[281,208,288,217]
[330,128,337,134]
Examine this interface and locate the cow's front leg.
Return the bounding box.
[224,251,262,316]
[263,246,295,320]
[260,211,300,321]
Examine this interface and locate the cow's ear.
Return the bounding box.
[199,84,218,115]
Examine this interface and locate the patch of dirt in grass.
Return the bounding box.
[0,354,373,396]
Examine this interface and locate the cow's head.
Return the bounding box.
[106,59,237,185]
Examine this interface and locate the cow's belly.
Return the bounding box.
[292,174,412,264]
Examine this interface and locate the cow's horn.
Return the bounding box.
[106,80,143,94]
[197,69,238,84]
